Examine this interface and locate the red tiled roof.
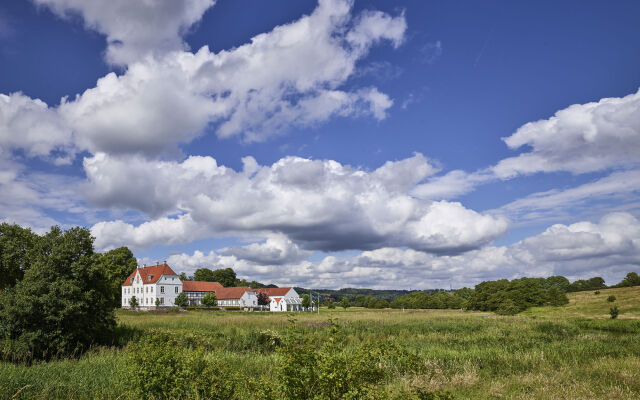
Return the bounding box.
[182,281,223,292]
[214,286,254,300]
[121,263,178,286]
[257,287,291,297]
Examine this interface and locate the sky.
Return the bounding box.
[1,0,639,289]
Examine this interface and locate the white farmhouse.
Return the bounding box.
[182,281,223,306]
[214,287,259,310]
[121,263,182,309]
[258,288,303,312]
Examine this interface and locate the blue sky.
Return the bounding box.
[1,0,639,289]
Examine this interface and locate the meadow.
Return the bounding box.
[1,286,639,399]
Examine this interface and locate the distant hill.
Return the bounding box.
[292,287,449,301]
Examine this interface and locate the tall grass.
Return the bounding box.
[1,302,639,399]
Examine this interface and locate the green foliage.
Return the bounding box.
[616,272,640,287]
[97,247,137,308]
[567,276,607,292]
[467,277,570,315]
[193,267,215,282]
[607,295,616,303]
[129,296,139,309]
[202,292,217,307]
[0,226,116,360]
[610,305,619,319]
[225,306,241,311]
[155,297,161,307]
[390,291,465,310]
[340,296,351,309]
[353,294,367,307]
[213,267,237,287]
[174,292,188,307]
[327,300,336,309]
[178,272,191,281]
[594,290,600,295]
[277,320,423,400]
[126,331,237,399]
[301,294,311,309]
[0,223,37,289]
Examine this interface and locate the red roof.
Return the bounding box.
[122,263,178,286]
[214,287,254,300]
[257,287,291,297]
[182,281,223,292]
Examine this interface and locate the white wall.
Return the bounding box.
[122,272,182,308]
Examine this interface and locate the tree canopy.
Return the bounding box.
[213,268,237,287]
[97,246,137,308]
[193,268,215,282]
[0,223,37,290]
[0,226,116,359]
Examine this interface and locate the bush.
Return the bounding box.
[327,301,336,309]
[594,290,600,295]
[174,292,188,307]
[610,306,619,319]
[225,306,241,311]
[186,306,220,311]
[126,332,237,399]
[607,295,616,303]
[202,292,217,307]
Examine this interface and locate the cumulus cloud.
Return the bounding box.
[494,88,640,178]
[4,0,406,159]
[0,93,74,164]
[219,234,313,265]
[33,0,215,66]
[89,153,507,254]
[163,212,640,289]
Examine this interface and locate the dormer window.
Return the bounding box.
[130,277,134,283]
[148,275,154,282]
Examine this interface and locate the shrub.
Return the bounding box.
[594,290,600,295]
[126,332,236,399]
[610,306,619,319]
[174,292,188,307]
[495,299,522,315]
[202,292,217,307]
[129,296,139,309]
[225,306,241,311]
[327,301,336,309]
[607,295,616,303]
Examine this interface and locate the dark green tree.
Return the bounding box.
[617,272,640,287]
[0,223,37,289]
[201,292,217,307]
[179,272,192,281]
[213,268,237,287]
[193,268,215,282]
[174,292,188,307]
[353,294,367,307]
[610,305,619,319]
[97,246,137,308]
[0,226,116,359]
[130,296,139,309]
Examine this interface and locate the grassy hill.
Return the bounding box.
[523,285,640,319]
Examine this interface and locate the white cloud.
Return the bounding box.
[164,212,640,289]
[33,0,215,66]
[494,88,640,178]
[219,234,313,265]
[0,93,74,164]
[89,153,507,254]
[496,169,640,224]
[7,0,406,159]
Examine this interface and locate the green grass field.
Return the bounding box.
[1,286,639,399]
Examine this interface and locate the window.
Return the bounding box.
[145,287,148,293]
[160,298,164,305]
[151,287,153,293]
[160,286,165,293]
[175,286,178,293]
[145,298,148,304]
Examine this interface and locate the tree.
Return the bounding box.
[250,280,261,289]
[353,294,367,307]
[130,296,139,309]
[201,292,217,307]
[213,268,237,287]
[179,272,192,281]
[257,291,270,306]
[301,294,311,309]
[155,297,161,307]
[617,272,640,287]
[0,223,37,289]
[0,226,116,359]
[193,268,215,282]
[97,246,137,308]
[364,295,378,309]
[175,292,188,308]
[339,297,351,309]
